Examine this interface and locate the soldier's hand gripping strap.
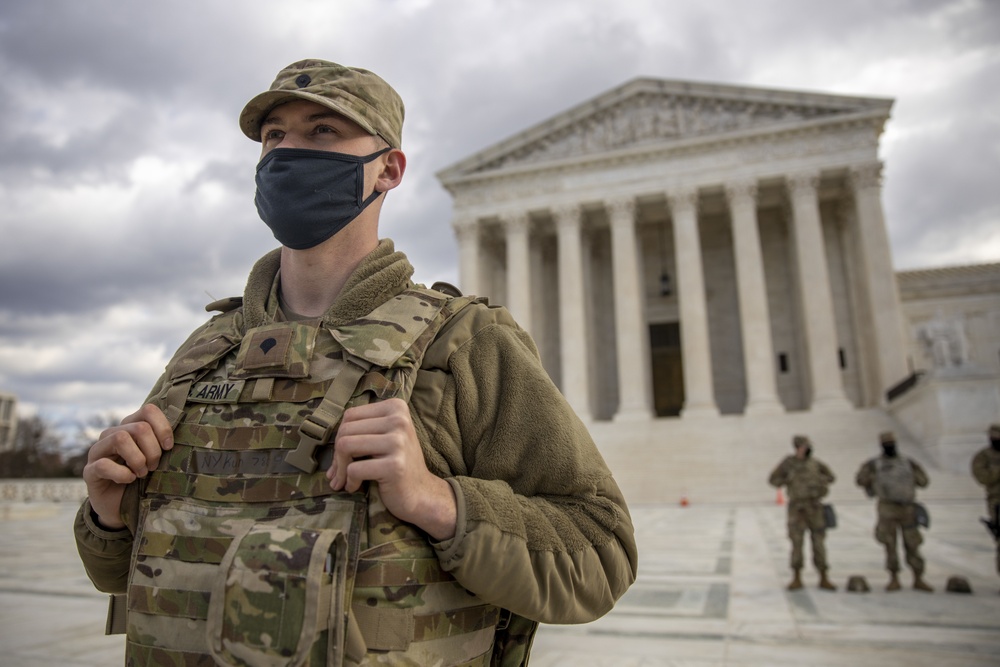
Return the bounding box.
[286,357,373,473]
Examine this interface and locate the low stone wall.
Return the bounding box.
[0,479,87,503]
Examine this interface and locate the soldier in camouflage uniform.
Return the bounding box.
[856,431,933,592]
[74,60,638,666]
[768,435,837,591]
[971,424,1000,590]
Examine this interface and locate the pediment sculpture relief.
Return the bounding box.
[472,93,847,173]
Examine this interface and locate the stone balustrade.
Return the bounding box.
[0,479,87,503]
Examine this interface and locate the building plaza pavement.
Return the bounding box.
[1,486,999,666]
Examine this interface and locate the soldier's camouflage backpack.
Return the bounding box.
[115,283,537,666]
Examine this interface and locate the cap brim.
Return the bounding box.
[239,90,379,142]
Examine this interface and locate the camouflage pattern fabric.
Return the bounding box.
[873,458,916,504]
[239,59,405,149]
[971,447,1000,573]
[127,287,499,666]
[768,455,834,572]
[874,501,925,575]
[856,456,929,575]
[785,500,829,571]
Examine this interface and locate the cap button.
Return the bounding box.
[295,74,311,88]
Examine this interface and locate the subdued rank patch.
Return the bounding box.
[232,321,319,379]
[189,380,246,403]
[244,327,294,370]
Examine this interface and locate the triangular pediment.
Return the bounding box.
[438,78,892,182]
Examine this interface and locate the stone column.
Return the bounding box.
[553,204,592,421]
[786,172,852,411]
[502,211,532,334]
[726,179,784,415]
[668,187,719,417]
[454,216,481,296]
[850,162,909,399]
[607,197,653,420]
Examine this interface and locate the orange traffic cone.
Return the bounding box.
[776,488,785,506]
[679,495,689,507]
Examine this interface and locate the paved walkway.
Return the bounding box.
[2,498,998,666]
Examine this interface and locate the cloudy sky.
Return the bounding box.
[0,0,998,430]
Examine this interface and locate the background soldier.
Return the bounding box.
[856,431,933,592]
[768,435,837,591]
[971,423,1000,592]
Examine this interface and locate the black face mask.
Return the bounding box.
[254,147,390,250]
[882,443,897,458]
[991,438,1000,451]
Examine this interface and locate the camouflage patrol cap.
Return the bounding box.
[792,435,810,448]
[879,431,895,444]
[239,59,405,148]
[989,424,1000,439]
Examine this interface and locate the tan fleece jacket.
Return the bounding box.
[75,239,637,625]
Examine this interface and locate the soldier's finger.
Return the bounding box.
[121,404,174,450]
[343,458,381,493]
[341,398,408,426]
[330,448,350,491]
[85,456,138,485]
[102,428,156,478]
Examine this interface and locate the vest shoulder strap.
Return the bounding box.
[288,287,479,473]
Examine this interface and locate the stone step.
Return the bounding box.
[590,408,987,505]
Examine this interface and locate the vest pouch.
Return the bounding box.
[207,523,349,667]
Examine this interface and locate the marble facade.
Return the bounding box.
[437,78,911,422]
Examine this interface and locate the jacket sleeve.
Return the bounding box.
[855,460,875,494]
[73,496,136,594]
[74,373,166,595]
[972,450,999,486]
[819,461,836,485]
[411,303,638,625]
[768,457,791,488]
[911,460,930,488]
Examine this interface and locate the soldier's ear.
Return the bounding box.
[374,149,405,193]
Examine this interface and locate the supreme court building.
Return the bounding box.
[436,78,1000,495]
[438,78,907,418]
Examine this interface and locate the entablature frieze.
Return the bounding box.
[446,122,882,211]
[456,94,887,176]
[442,112,884,192]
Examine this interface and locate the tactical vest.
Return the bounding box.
[874,457,916,504]
[125,287,501,667]
[785,460,829,501]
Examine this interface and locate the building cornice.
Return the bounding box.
[897,262,1000,300]
[438,109,887,192]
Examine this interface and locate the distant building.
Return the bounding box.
[437,77,1000,499]
[0,392,17,452]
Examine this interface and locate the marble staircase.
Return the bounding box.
[589,407,984,505]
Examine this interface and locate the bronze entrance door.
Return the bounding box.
[650,322,684,417]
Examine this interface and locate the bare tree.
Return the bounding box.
[0,416,67,478]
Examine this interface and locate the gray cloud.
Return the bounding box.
[1,0,997,424]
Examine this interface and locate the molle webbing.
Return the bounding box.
[127,287,497,666]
